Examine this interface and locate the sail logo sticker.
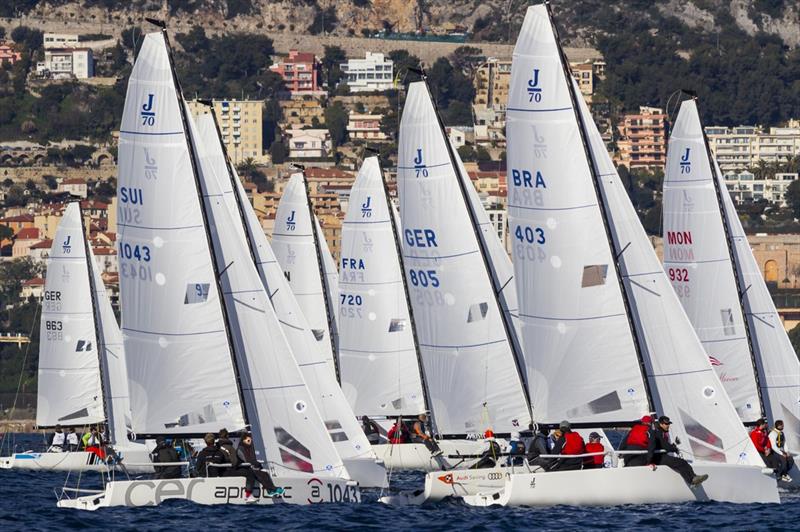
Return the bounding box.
[75,340,93,352]
[679,148,691,174]
[413,149,428,178]
[140,93,155,126]
[361,196,372,218]
[533,126,547,158]
[287,247,296,264]
[286,210,296,231]
[62,235,72,254]
[361,232,373,253]
[144,149,158,180]
[527,69,542,102]
[709,355,722,366]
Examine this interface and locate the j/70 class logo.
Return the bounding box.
[140,94,155,126]
[528,69,542,102]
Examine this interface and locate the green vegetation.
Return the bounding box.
[0,258,42,395]
[790,322,800,356]
[324,101,349,147]
[321,45,347,94]
[308,6,337,35]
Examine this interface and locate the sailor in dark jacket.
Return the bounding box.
[150,436,182,479]
[236,433,283,500]
[647,416,708,487]
[194,433,224,477]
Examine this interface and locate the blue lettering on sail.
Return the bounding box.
[120,187,144,205]
[527,69,542,103]
[341,258,366,270]
[62,235,72,254]
[511,169,547,188]
[413,148,428,178]
[286,210,296,231]
[140,94,155,126]
[361,196,372,218]
[404,229,437,247]
[680,147,691,174]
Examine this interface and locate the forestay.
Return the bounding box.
[36,203,104,428]
[272,174,339,382]
[190,112,346,478]
[718,158,800,449]
[398,81,530,435]
[662,100,762,422]
[339,156,427,418]
[507,6,649,424]
[117,32,245,435]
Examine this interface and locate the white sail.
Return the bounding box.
[718,159,800,448]
[117,32,245,435]
[338,156,426,417]
[88,246,132,443]
[36,203,104,427]
[662,100,762,422]
[191,112,346,478]
[318,216,341,365]
[272,174,339,381]
[573,76,762,465]
[507,8,649,424]
[398,81,530,435]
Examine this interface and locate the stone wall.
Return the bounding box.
[0,165,116,184]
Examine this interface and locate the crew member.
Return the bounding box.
[525,424,553,471]
[412,414,442,456]
[584,432,605,469]
[507,431,525,466]
[151,436,182,479]
[387,419,409,443]
[83,426,106,460]
[474,430,502,469]
[620,415,653,467]
[648,416,708,486]
[237,433,284,502]
[550,420,585,471]
[194,433,224,477]
[751,418,783,477]
[769,419,795,482]
[361,415,382,444]
[66,427,80,452]
[48,425,65,452]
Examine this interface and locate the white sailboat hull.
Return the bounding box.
[372,440,494,471]
[57,476,360,510]
[0,443,152,474]
[461,463,778,507]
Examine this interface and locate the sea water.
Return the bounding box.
[1,434,795,531]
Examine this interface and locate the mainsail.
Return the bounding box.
[190,111,346,477]
[398,81,531,436]
[663,99,763,422]
[117,31,245,435]
[510,4,762,465]
[36,203,104,428]
[338,156,428,418]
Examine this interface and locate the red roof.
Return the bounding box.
[93,246,116,256]
[23,277,45,287]
[62,178,87,185]
[15,227,40,240]
[1,214,34,223]
[305,167,354,179]
[287,50,316,63]
[30,239,53,250]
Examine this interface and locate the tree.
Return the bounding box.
[789,322,800,356]
[10,26,42,51]
[5,185,26,207]
[476,145,492,163]
[457,144,477,162]
[450,46,485,77]
[308,6,337,35]
[0,225,12,242]
[324,101,349,147]
[321,46,347,93]
[269,140,288,164]
[388,50,422,86]
[787,179,800,218]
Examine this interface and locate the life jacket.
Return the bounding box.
[217,439,240,467]
[625,424,650,448]
[387,424,408,444]
[584,442,605,466]
[52,432,66,446]
[750,427,771,453]
[66,432,79,446]
[561,431,586,455]
[772,429,785,450]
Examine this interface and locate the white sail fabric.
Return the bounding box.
[318,215,341,367]
[191,112,346,478]
[507,7,649,424]
[117,32,245,435]
[88,246,132,443]
[36,203,104,428]
[572,77,762,465]
[272,174,339,381]
[662,100,762,422]
[229,170,380,471]
[398,81,530,435]
[718,160,800,449]
[339,156,426,417]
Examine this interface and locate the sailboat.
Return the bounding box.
[461,3,777,507]
[194,112,387,488]
[0,202,151,473]
[58,27,357,510]
[663,98,800,479]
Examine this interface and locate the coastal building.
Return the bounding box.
[285,126,332,159]
[187,99,265,164]
[12,227,41,258]
[615,106,668,170]
[280,97,325,128]
[0,42,22,65]
[42,33,79,49]
[705,123,800,174]
[21,278,45,300]
[723,171,800,206]
[269,50,322,94]
[346,112,387,141]
[57,177,88,198]
[340,52,394,93]
[36,48,94,79]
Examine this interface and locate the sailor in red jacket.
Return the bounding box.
[551,420,586,471]
[620,415,653,467]
[750,417,782,476]
[583,432,605,469]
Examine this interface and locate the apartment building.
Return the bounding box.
[0,42,22,65]
[187,99,265,163]
[615,106,668,170]
[285,126,332,159]
[340,52,394,93]
[705,123,800,174]
[269,50,322,94]
[723,171,799,206]
[346,112,387,141]
[43,33,80,49]
[37,48,94,79]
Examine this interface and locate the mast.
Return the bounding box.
[154,20,251,432]
[697,98,767,420]
[419,79,533,420]
[301,173,341,382]
[78,205,113,440]
[544,1,655,413]
[375,154,435,428]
